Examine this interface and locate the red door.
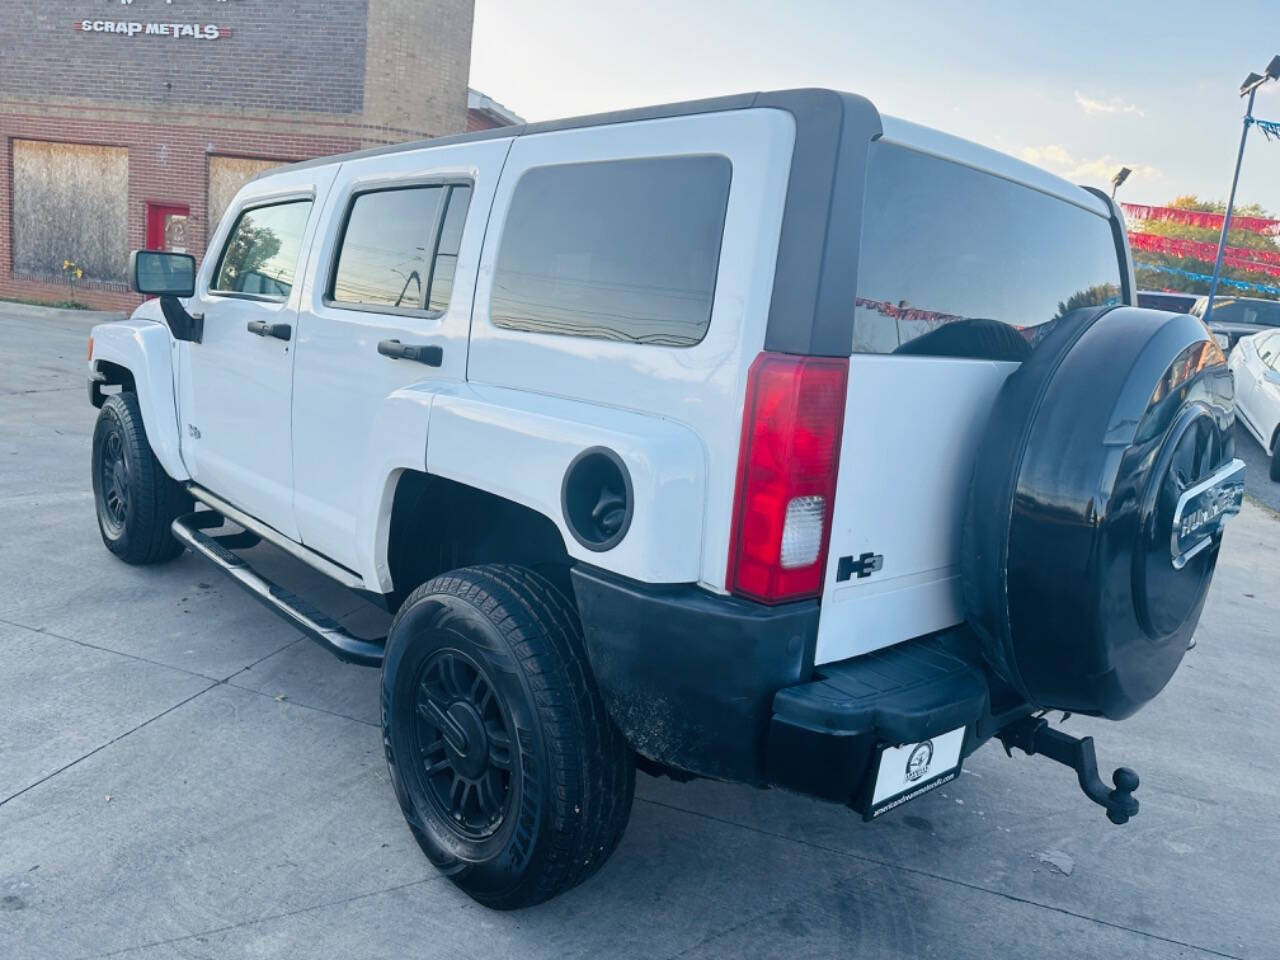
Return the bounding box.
[145,203,190,253]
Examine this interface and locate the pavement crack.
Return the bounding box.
[0,616,222,683]
[224,678,381,728]
[635,796,1245,960]
[218,635,306,683]
[0,386,83,396]
[0,681,219,809]
[71,877,438,959]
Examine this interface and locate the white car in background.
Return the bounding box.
[1229,330,1280,480]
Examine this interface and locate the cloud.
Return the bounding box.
[1018,145,1162,185]
[1074,90,1145,117]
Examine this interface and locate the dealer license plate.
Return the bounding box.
[859,726,966,821]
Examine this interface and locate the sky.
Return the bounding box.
[470,0,1280,215]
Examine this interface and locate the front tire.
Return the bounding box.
[381,564,634,909]
[1270,431,1280,482]
[91,392,191,564]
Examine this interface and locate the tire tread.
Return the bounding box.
[387,564,633,909]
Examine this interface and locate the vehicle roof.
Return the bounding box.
[1203,295,1280,305]
[878,115,1109,216]
[252,88,1110,216]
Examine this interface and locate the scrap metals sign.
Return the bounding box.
[74,20,232,39]
[75,1,238,40]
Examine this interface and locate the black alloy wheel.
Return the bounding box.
[90,392,192,564]
[382,564,635,909]
[97,425,130,537]
[412,648,515,840]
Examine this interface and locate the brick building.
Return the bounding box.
[0,0,483,310]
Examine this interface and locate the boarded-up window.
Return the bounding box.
[208,157,287,238]
[12,141,129,283]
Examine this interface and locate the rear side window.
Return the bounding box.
[213,199,313,298]
[331,183,472,313]
[854,142,1123,360]
[490,156,732,347]
[428,185,472,312]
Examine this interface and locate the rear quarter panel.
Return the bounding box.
[464,107,797,589]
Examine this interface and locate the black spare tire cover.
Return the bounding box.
[963,306,1240,720]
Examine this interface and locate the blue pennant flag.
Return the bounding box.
[1134,259,1280,297]
[1254,117,1280,141]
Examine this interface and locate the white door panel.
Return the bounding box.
[1232,340,1260,433]
[1259,381,1280,454]
[466,108,796,589]
[291,139,512,570]
[179,166,337,539]
[815,355,1017,665]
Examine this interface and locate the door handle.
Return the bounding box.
[247,320,292,341]
[377,339,443,367]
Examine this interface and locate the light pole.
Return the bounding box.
[1205,55,1280,321]
[1110,167,1131,200]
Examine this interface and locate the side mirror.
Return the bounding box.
[129,250,202,344]
[130,250,196,298]
[1265,368,1280,385]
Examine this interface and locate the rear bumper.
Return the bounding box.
[572,565,1028,802]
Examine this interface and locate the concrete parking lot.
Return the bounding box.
[2,302,1278,960]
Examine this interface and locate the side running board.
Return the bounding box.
[172,512,386,667]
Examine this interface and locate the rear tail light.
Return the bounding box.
[87,336,94,361]
[727,352,849,604]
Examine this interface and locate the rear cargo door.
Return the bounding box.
[815,138,1126,665]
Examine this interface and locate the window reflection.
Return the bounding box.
[491,156,732,346]
[854,142,1122,360]
[427,185,472,313]
[214,200,312,297]
[333,187,443,308]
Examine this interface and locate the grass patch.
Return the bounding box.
[0,296,90,310]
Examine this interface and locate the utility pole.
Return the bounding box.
[1205,57,1280,321]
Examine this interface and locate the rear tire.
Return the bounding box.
[91,392,192,565]
[1271,430,1280,482]
[381,564,634,909]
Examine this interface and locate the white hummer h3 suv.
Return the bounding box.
[86,89,1245,909]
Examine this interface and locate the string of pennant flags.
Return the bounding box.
[1127,232,1280,278]
[1133,261,1280,297]
[1123,118,1280,296]
[1252,117,1280,141]
[1121,202,1280,237]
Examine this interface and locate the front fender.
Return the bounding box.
[89,313,189,482]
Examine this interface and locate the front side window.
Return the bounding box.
[213,199,312,298]
[854,142,1124,360]
[491,155,732,347]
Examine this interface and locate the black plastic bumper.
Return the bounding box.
[572,565,817,783]
[572,565,1024,801]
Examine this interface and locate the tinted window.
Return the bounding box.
[213,200,312,297]
[1258,333,1280,367]
[1208,298,1280,328]
[1138,292,1197,313]
[332,186,443,308]
[427,185,472,312]
[491,156,732,346]
[854,143,1123,359]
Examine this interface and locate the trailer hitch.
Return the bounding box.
[997,716,1140,824]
